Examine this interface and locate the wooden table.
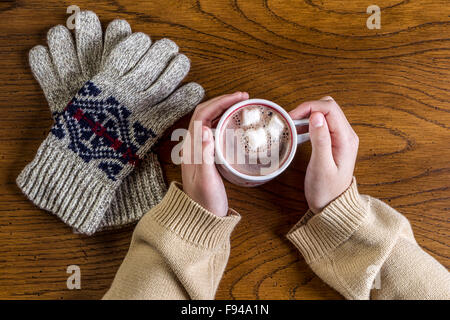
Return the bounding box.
[0,0,448,299]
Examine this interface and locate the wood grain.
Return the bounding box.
[0,0,448,299]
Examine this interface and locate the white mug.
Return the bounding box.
[214,99,310,187]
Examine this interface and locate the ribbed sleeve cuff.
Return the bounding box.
[151,182,241,249]
[16,136,117,235]
[287,177,368,263]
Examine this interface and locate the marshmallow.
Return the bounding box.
[267,115,285,141]
[245,127,267,151]
[242,108,261,126]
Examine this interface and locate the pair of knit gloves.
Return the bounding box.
[16,11,204,235]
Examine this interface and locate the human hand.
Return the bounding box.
[289,97,359,213]
[181,92,249,217]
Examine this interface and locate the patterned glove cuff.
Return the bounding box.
[16,134,118,235]
[98,152,168,230]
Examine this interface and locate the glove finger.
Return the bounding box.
[47,25,84,98]
[75,11,103,78]
[140,54,190,107]
[29,45,70,114]
[101,19,132,69]
[123,38,178,92]
[141,82,204,136]
[102,32,151,78]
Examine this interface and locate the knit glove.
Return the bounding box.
[17,12,204,235]
[21,11,200,232]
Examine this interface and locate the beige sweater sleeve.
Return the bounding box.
[287,178,450,300]
[103,182,240,300]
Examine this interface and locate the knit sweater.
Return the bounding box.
[103,179,450,300]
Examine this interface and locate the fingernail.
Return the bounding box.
[311,113,324,127]
[202,127,209,141]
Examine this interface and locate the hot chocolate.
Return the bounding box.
[219,104,292,176]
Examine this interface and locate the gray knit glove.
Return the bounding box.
[22,11,195,232]
[17,12,204,235]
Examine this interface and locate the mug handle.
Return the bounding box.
[293,119,310,145]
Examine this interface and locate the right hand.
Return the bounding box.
[289,96,359,214]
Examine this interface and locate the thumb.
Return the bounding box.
[200,126,216,167]
[308,112,335,167]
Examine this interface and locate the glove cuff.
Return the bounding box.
[98,152,167,230]
[16,135,117,235]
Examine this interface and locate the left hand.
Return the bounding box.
[181,92,249,217]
